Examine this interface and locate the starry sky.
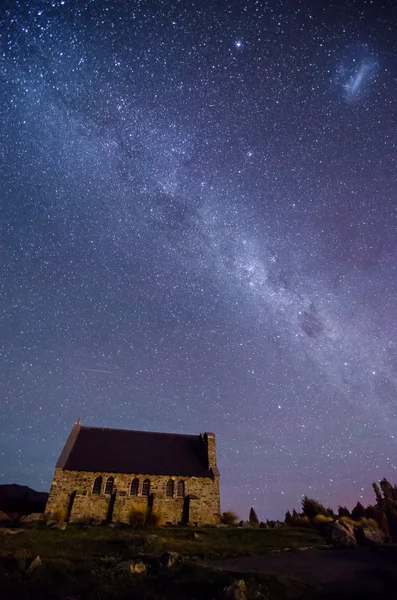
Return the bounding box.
[1,0,397,521]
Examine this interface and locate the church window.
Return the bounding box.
[92,476,102,495]
[104,476,114,495]
[166,479,174,497]
[177,480,185,497]
[130,478,139,496]
[142,478,150,496]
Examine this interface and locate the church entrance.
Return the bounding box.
[182,496,190,524]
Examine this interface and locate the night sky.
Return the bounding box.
[1,0,397,521]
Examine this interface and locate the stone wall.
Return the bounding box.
[45,468,220,525]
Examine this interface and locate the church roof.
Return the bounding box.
[57,424,212,478]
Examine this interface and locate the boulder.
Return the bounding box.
[20,513,46,525]
[131,560,147,574]
[160,551,181,568]
[338,519,355,535]
[0,511,11,525]
[327,521,357,548]
[116,560,147,574]
[27,555,42,572]
[46,520,57,527]
[355,526,385,546]
[223,579,246,600]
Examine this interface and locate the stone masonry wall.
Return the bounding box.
[45,467,220,525]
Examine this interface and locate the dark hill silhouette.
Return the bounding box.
[0,484,48,516]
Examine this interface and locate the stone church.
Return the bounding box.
[45,420,220,526]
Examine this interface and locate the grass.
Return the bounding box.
[0,525,325,562]
[0,525,327,599]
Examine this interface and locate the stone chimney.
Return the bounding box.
[201,432,217,470]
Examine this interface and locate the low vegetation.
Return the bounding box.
[0,525,326,600]
[282,477,397,541]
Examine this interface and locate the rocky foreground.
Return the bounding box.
[0,514,396,599]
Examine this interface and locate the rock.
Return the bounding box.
[131,560,147,574]
[339,519,355,535]
[20,513,46,524]
[223,579,246,600]
[192,531,201,540]
[0,511,11,525]
[355,526,385,546]
[160,551,181,568]
[327,521,357,548]
[27,555,42,572]
[46,520,57,527]
[116,560,147,574]
[47,520,67,530]
[216,523,228,528]
[145,534,159,543]
[0,528,24,535]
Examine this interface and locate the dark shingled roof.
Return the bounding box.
[58,425,212,478]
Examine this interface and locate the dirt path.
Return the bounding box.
[200,547,397,597]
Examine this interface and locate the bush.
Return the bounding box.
[292,516,311,527]
[313,514,333,525]
[128,506,161,528]
[221,511,238,526]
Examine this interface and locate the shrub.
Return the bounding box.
[313,514,333,525]
[221,511,238,526]
[128,506,161,528]
[292,515,311,527]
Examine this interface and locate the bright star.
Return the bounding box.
[235,40,242,48]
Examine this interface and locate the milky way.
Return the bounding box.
[1,0,397,519]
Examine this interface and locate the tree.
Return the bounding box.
[249,507,259,527]
[301,496,327,518]
[372,482,383,506]
[351,501,365,521]
[326,507,336,519]
[292,509,299,521]
[366,505,390,538]
[285,510,292,525]
[338,506,351,518]
[380,478,395,503]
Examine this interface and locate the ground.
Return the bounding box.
[1,525,397,599]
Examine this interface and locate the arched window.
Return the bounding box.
[142,478,150,496]
[130,478,139,496]
[166,479,174,498]
[177,480,185,497]
[92,476,102,495]
[104,476,114,495]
